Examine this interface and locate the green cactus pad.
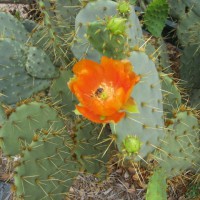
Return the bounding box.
[0,104,6,126]
[14,129,79,200]
[144,0,168,37]
[146,168,167,200]
[32,0,81,65]
[26,47,59,79]
[0,12,28,42]
[55,0,81,27]
[180,45,200,89]
[145,38,170,72]
[50,69,78,114]
[0,102,65,156]
[0,39,51,105]
[72,119,114,178]
[110,51,165,162]
[87,20,129,59]
[22,19,37,33]
[153,110,200,177]
[190,89,200,109]
[159,72,181,115]
[177,11,200,46]
[71,0,143,61]
[168,0,200,19]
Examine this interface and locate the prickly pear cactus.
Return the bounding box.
[145,38,170,72]
[25,47,59,79]
[190,89,200,109]
[177,11,200,47]
[50,69,78,115]
[159,72,181,116]
[144,0,168,37]
[0,38,52,105]
[71,0,143,61]
[0,104,6,125]
[72,119,114,179]
[152,109,200,177]
[13,128,78,200]
[168,0,200,19]
[110,50,165,162]
[0,12,28,42]
[30,0,81,65]
[0,100,115,199]
[0,102,65,156]
[0,12,59,105]
[86,18,129,59]
[179,45,200,89]
[146,168,167,200]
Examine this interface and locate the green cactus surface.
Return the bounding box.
[71,0,143,61]
[152,109,200,177]
[180,45,200,89]
[50,69,78,115]
[168,0,200,19]
[0,12,28,42]
[0,38,52,105]
[159,72,182,116]
[87,20,129,59]
[0,102,65,156]
[144,0,168,37]
[190,89,200,109]
[177,10,200,47]
[110,51,165,162]
[14,128,79,200]
[25,47,59,79]
[145,38,170,72]
[0,104,6,126]
[72,119,114,179]
[146,168,167,200]
[31,0,81,65]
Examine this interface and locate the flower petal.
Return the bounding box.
[68,56,140,124]
[73,59,103,76]
[76,105,125,123]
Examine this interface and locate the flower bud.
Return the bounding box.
[107,17,126,35]
[123,135,142,154]
[118,1,130,15]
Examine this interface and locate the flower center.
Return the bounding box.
[93,82,114,101]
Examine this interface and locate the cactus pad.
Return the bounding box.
[14,129,79,200]
[146,168,167,200]
[144,0,168,37]
[159,72,181,115]
[0,12,28,42]
[153,110,200,177]
[71,0,143,61]
[110,51,164,162]
[0,39,51,105]
[26,47,59,79]
[50,69,77,114]
[0,102,65,156]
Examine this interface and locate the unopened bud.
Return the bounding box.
[123,135,142,153]
[118,1,130,15]
[107,17,126,35]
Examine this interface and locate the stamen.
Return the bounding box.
[92,82,114,101]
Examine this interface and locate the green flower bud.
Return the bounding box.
[118,1,130,15]
[123,135,142,154]
[107,17,126,35]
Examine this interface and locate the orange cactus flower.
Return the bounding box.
[68,56,140,123]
